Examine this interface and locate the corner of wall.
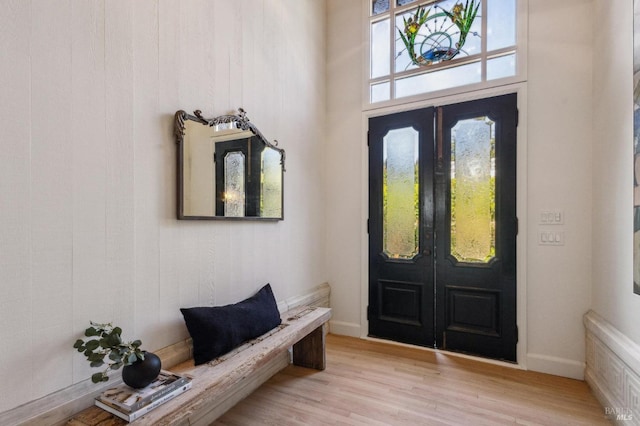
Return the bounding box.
[525,353,585,380]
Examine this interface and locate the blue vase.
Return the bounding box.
[122,352,161,389]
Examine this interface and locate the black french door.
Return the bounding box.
[215,137,264,217]
[368,94,517,362]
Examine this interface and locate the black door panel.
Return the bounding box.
[435,94,517,361]
[368,107,435,347]
[369,94,517,362]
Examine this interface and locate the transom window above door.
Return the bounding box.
[367,0,524,105]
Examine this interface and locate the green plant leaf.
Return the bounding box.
[111,362,123,370]
[127,353,138,364]
[131,340,142,348]
[90,360,104,368]
[91,372,105,383]
[398,29,408,46]
[87,352,105,362]
[85,327,99,337]
[85,340,100,351]
[112,327,122,336]
[106,333,122,347]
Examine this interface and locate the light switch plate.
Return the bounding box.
[540,210,564,225]
[539,231,564,246]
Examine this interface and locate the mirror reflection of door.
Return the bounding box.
[215,138,256,217]
[260,147,284,218]
[368,94,518,362]
[214,137,283,219]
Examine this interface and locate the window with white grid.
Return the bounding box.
[368,0,521,105]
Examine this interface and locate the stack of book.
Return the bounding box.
[94,370,192,422]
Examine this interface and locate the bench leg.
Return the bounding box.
[292,323,327,370]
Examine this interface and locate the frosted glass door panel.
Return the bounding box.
[383,127,419,259]
[260,148,282,218]
[224,152,245,217]
[450,117,495,263]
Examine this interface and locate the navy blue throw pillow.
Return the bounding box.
[180,284,282,365]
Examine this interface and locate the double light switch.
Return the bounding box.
[539,210,564,246]
[540,210,564,225]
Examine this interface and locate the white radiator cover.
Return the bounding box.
[584,310,640,425]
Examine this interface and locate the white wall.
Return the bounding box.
[524,0,594,378]
[591,0,640,344]
[0,0,327,414]
[326,0,596,378]
[325,0,365,336]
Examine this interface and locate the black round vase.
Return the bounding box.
[122,352,161,389]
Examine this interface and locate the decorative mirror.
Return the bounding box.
[175,108,285,220]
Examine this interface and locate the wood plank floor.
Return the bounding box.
[214,334,609,426]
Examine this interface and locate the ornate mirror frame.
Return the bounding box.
[174,108,285,220]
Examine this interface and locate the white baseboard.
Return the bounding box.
[276,282,331,313]
[0,282,332,426]
[328,320,361,337]
[584,310,640,425]
[0,378,123,426]
[526,353,585,380]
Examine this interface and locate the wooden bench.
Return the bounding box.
[68,306,331,425]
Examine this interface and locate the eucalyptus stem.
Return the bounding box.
[73,321,145,383]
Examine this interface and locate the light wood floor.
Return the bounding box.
[214,334,609,426]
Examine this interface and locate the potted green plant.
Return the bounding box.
[73,321,161,388]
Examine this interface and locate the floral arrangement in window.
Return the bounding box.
[398,0,480,67]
